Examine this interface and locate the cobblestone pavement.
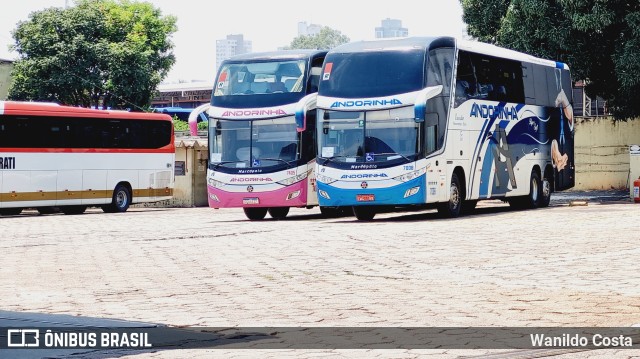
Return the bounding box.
[1,191,639,358]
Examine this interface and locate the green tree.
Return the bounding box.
[288,27,350,50]
[9,0,177,110]
[460,0,640,119]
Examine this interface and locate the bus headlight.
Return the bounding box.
[403,187,420,198]
[276,172,308,186]
[392,167,426,182]
[286,190,301,200]
[208,178,225,188]
[319,190,331,200]
[316,174,337,184]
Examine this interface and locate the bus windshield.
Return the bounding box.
[212,59,308,108]
[320,50,424,98]
[209,116,299,169]
[214,60,306,96]
[317,106,419,164]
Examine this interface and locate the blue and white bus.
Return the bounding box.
[313,37,574,220]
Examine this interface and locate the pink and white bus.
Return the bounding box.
[0,101,175,215]
[198,50,326,220]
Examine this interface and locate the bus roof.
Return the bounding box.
[457,39,563,69]
[0,101,173,121]
[328,36,566,70]
[221,49,327,63]
[329,36,439,53]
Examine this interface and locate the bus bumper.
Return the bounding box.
[316,175,425,207]
[207,179,308,208]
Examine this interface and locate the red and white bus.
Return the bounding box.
[0,101,175,215]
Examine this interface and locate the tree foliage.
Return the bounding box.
[9,0,177,110]
[288,27,350,50]
[461,0,640,119]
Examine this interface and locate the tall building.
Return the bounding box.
[375,18,408,38]
[298,21,322,36]
[216,34,253,69]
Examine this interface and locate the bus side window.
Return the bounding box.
[425,113,438,155]
[522,64,536,105]
[460,52,525,104]
[300,110,316,162]
[2,116,27,148]
[533,64,551,107]
[454,51,477,107]
[426,47,454,154]
[307,56,324,93]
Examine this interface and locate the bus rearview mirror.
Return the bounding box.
[414,85,443,123]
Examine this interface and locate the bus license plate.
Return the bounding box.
[243,197,260,205]
[356,194,375,202]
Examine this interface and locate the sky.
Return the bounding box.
[0,0,466,83]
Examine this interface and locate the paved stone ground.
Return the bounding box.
[1,190,639,358]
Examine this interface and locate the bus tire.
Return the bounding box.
[244,207,267,220]
[511,170,542,209]
[0,208,22,216]
[437,172,463,218]
[353,206,376,221]
[62,206,87,215]
[103,184,131,213]
[268,207,289,220]
[539,169,552,208]
[526,170,543,209]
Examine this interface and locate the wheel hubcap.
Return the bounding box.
[116,191,127,208]
[542,179,550,198]
[531,178,539,202]
[450,184,459,209]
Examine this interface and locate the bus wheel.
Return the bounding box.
[61,206,87,215]
[0,208,22,216]
[268,207,290,220]
[539,170,552,208]
[511,170,542,209]
[103,185,131,213]
[243,207,267,221]
[526,170,542,209]
[37,207,56,215]
[437,172,462,218]
[353,206,376,221]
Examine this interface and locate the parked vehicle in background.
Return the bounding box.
[314,37,574,220]
[153,107,208,122]
[0,101,175,215]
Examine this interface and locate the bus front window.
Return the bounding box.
[214,60,306,97]
[209,117,299,169]
[318,107,418,164]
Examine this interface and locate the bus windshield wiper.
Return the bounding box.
[258,158,294,168]
[369,152,412,162]
[212,161,244,170]
[320,155,350,165]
